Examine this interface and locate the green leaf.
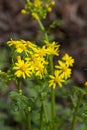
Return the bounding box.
[10,91,29,111]
[49,20,63,29]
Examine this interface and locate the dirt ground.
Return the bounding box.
[0,0,87,85]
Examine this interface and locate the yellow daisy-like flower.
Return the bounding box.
[49,70,65,89]
[7,39,29,55]
[35,63,47,79]
[62,53,74,67]
[7,38,19,46]
[15,43,27,53]
[45,41,59,48]
[45,41,60,56]
[32,46,47,57]
[15,43,30,56]
[47,47,58,56]
[55,60,71,79]
[13,57,32,79]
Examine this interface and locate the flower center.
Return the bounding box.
[20,65,26,72]
[55,77,60,83]
[62,66,67,72]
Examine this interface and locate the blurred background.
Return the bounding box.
[0,0,87,129]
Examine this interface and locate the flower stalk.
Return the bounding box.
[25,107,32,130]
[49,56,56,130]
[40,105,43,130]
[17,79,31,130]
[71,88,86,130]
[37,18,48,41]
[51,86,56,130]
[41,92,50,130]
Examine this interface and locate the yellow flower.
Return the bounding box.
[15,44,30,56]
[45,41,60,56]
[49,70,65,89]
[7,38,18,46]
[30,55,48,79]
[45,41,59,48]
[62,53,74,67]
[7,39,30,55]
[13,58,32,79]
[55,60,71,79]
[25,51,48,79]
[35,63,47,79]
[47,47,58,56]
[15,43,27,53]
[32,46,47,57]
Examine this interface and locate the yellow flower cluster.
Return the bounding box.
[7,39,59,79]
[49,54,74,88]
[7,39,74,88]
[22,0,55,20]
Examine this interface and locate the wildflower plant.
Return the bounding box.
[1,0,85,130]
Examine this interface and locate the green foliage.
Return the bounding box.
[10,91,29,111]
[49,20,63,29]
[0,121,13,130]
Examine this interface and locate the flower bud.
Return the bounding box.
[21,9,27,14]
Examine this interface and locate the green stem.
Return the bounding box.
[49,55,54,74]
[25,107,31,130]
[40,105,43,130]
[17,79,21,92]
[17,80,31,130]
[71,93,84,130]
[49,55,56,130]
[37,18,48,41]
[41,93,50,130]
[51,86,56,130]
[49,55,57,130]
[51,86,55,120]
[42,100,50,130]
